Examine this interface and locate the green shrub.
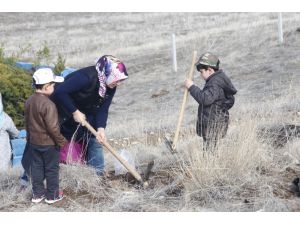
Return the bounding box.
[0,42,68,128]
[0,63,33,128]
[0,43,18,66]
[0,43,4,63]
[54,53,66,75]
[34,41,50,66]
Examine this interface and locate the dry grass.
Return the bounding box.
[1,12,300,211]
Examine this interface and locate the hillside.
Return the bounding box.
[0,12,300,211]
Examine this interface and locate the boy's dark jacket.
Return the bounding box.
[188,70,237,137]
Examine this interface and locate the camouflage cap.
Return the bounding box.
[195,52,220,69]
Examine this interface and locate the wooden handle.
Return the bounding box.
[83,121,143,183]
[172,51,197,151]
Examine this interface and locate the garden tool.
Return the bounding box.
[83,121,149,188]
[165,50,197,154]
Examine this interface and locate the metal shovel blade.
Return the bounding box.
[164,136,177,154]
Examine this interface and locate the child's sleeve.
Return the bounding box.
[6,115,19,139]
[189,84,221,106]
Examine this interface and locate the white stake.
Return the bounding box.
[278,12,283,44]
[172,34,177,72]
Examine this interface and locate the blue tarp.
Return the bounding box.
[60,67,76,78]
[15,62,53,72]
[16,61,75,78]
[15,62,34,71]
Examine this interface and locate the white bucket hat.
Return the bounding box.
[33,68,64,85]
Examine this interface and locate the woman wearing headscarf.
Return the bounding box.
[0,93,19,172]
[52,55,128,175]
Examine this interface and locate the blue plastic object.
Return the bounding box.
[15,62,34,71]
[11,138,27,167]
[12,155,23,167]
[60,67,76,78]
[18,129,27,138]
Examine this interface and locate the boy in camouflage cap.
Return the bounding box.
[185,52,237,151]
[195,52,220,69]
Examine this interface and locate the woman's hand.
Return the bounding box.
[72,110,86,125]
[96,127,106,144]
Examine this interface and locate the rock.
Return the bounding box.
[151,89,169,98]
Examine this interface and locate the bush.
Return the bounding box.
[0,63,33,128]
[33,41,50,66]
[0,42,68,128]
[54,53,66,75]
[0,43,18,66]
[0,43,4,62]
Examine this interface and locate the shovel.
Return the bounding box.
[83,121,148,188]
[165,50,197,153]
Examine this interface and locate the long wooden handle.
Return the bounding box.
[83,121,143,183]
[172,51,197,151]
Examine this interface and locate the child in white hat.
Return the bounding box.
[25,68,67,204]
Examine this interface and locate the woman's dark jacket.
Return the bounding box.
[188,70,237,139]
[51,66,116,140]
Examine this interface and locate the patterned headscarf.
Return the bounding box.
[95,55,128,98]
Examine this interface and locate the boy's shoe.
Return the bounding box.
[31,195,45,203]
[45,191,64,204]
